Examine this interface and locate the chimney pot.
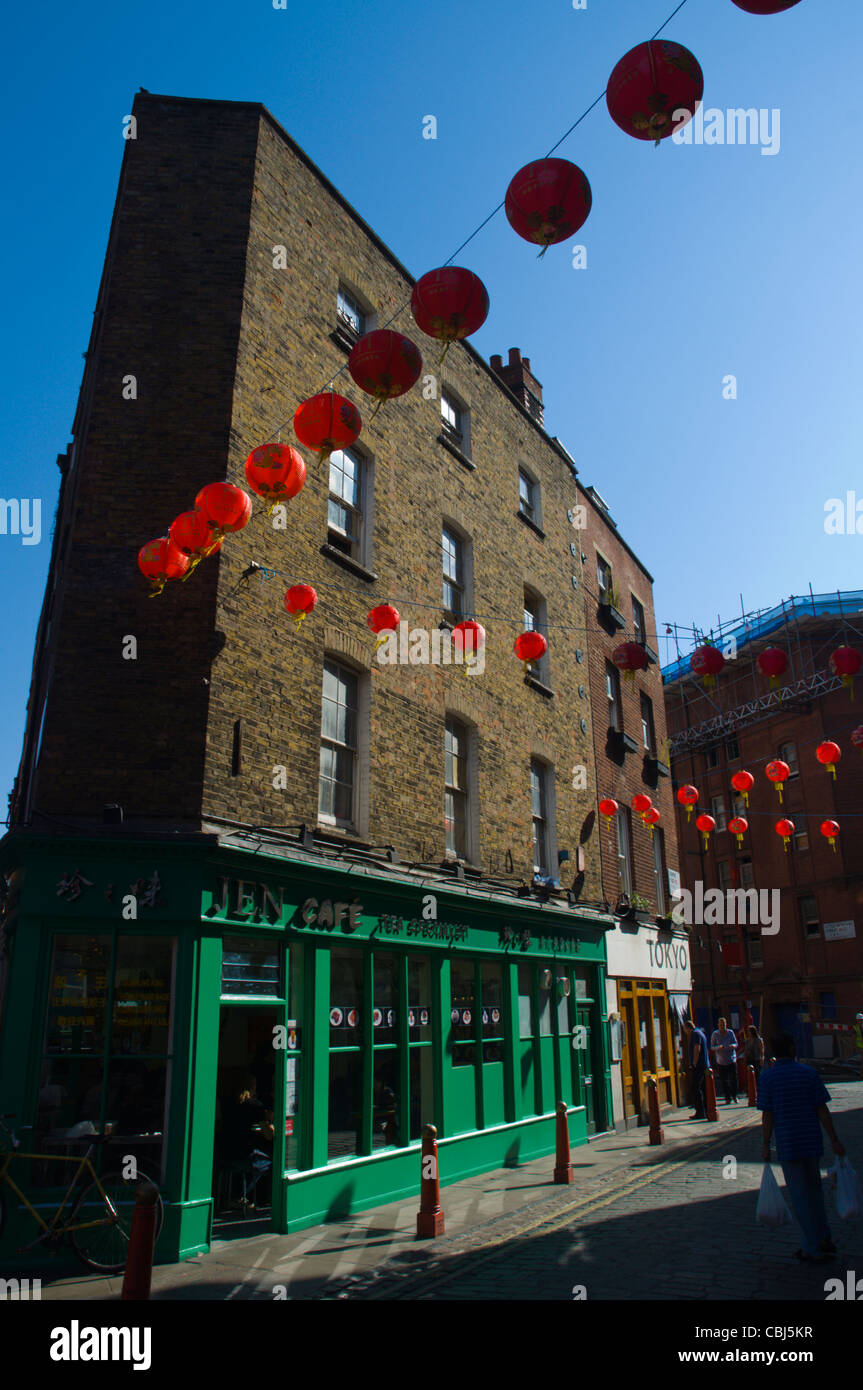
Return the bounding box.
[508,347,521,367]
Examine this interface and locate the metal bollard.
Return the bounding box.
[704,1068,719,1122]
[121,1178,159,1301]
[747,1064,757,1107]
[647,1076,664,1145]
[553,1101,574,1184]
[416,1124,445,1238]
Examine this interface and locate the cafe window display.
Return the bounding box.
[36,933,175,1182]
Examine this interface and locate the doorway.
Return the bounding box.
[213,1005,281,1231]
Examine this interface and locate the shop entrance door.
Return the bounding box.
[575,1002,596,1133]
[213,1005,283,1230]
[619,995,639,1121]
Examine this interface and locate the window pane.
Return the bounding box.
[105,1059,168,1174]
[409,1047,434,1140]
[373,952,398,1044]
[408,956,431,1039]
[518,965,535,1038]
[538,965,554,1035]
[330,949,364,1045]
[481,962,504,1039]
[33,1056,106,1185]
[285,1055,300,1170]
[372,1052,399,1150]
[45,935,111,1055]
[221,937,281,999]
[450,959,476,1065]
[557,974,570,1034]
[328,1052,361,1160]
[109,939,174,1054]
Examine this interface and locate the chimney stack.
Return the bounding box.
[490,348,544,426]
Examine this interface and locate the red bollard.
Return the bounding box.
[121,1179,159,1301]
[553,1101,574,1184]
[416,1123,445,1238]
[704,1068,719,1122]
[746,1065,757,1107]
[647,1076,664,1145]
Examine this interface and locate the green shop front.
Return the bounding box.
[0,834,613,1265]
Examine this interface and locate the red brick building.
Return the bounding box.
[663,591,863,1063]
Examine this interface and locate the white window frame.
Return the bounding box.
[710,794,727,832]
[606,662,622,733]
[640,693,656,754]
[327,445,374,567]
[523,588,550,686]
[653,827,667,916]
[596,553,613,604]
[318,659,361,831]
[518,467,542,528]
[632,595,647,646]
[444,715,477,862]
[617,809,633,898]
[337,284,369,338]
[440,387,471,457]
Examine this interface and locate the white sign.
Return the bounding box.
[667,868,681,900]
[823,919,856,941]
[606,925,692,991]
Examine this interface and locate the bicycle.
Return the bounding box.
[0,1113,164,1272]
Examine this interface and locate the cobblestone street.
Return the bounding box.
[319,1082,863,1302]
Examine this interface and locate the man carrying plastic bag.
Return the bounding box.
[758,1032,846,1264]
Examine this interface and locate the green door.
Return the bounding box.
[575,1003,596,1134]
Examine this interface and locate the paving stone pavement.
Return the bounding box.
[317,1082,863,1302]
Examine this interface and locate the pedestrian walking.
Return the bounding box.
[710,1016,739,1104]
[758,1032,846,1263]
[744,1024,765,1081]
[683,1019,708,1120]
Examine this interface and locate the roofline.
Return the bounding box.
[576,482,655,584]
[134,92,579,475]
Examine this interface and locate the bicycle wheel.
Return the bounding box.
[71,1171,164,1273]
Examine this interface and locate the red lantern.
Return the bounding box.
[169,509,222,576]
[505,159,592,256]
[348,330,422,419]
[820,819,840,853]
[284,584,317,628]
[728,815,748,847]
[850,726,863,753]
[816,740,841,780]
[691,644,725,689]
[632,793,653,820]
[765,759,790,804]
[367,603,401,652]
[643,806,661,839]
[756,646,787,688]
[514,630,548,670]
[612,641,649,685]
[410,267,489,362]
[599,798,619,821]
[606,40,704,146]
[829,645,862,699]
[677,784,699,821]
[137,537,189,596]
[731,0,802,13]
[244,443,306,513]
[775,818,795,853]
[731,769,755,807]
[293,392,362,463]
[195,483,252,540]
[695,813,715,850]
[452,620,487,673]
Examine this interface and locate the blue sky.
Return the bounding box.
[1,0,859,811]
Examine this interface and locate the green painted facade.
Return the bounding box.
[0,834,614,1265]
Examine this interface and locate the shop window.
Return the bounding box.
[408,955,433,1140]
[221,937,282,998]
[329,948,364,1046]
[408,956,432,1041]
[481,961,504,1063]
[37,934,175,1184]
[372,1052,399,1151]
[285,943,303,1170]
[450,959,476,1066]
[538,964,554,1036]
[518,964,535,1038]
[409,1047,434,1141]
[572,967,592,1001]
[652,996,669,1070]
[328,1051,362,1161]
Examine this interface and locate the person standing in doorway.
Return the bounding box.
[710,1016,739,1104]
[683,1019,708,1120]
[758,1033,845,1263]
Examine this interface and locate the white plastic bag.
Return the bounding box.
[756,1163,792,1226]
[832,1158,862,1221]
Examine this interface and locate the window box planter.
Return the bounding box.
[643,754,670,779]
[599,601,627,631]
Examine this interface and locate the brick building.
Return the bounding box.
[0,92,681,1264]
[663,591,863,1063]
